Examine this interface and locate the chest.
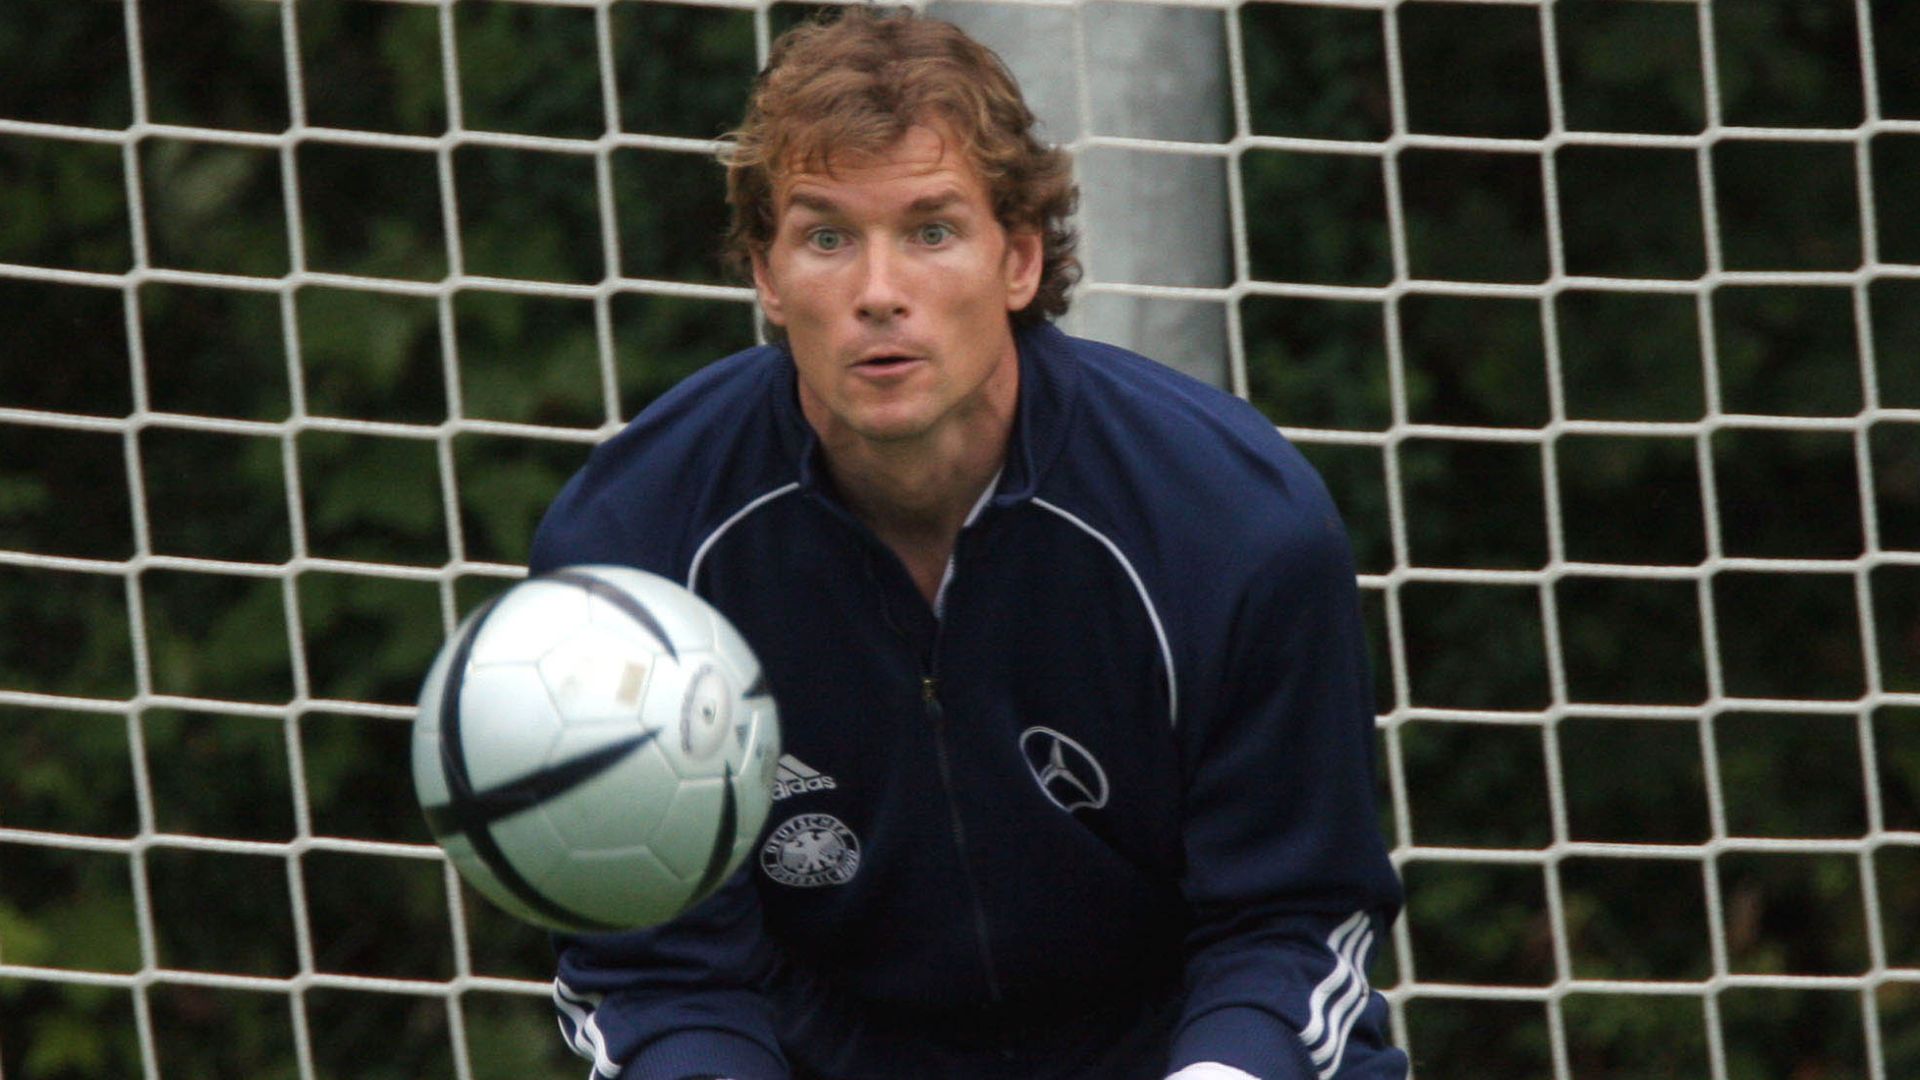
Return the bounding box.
[697,500,1182,834]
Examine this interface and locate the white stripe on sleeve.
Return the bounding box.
[1300,912,1376,1079]
[1311,927,1374,1078]
[552,978,621,1078]
[1299,912,1368,1048]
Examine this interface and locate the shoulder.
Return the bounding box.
[529,346,797,576]
[1049,333,1345,564]
[1033,334,1363,722]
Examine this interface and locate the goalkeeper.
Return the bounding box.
[530,8,1406,1079]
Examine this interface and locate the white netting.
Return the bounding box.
[0,0,1915,1077]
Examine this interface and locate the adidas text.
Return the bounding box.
[773,775,837,800]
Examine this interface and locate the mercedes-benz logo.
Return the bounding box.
[1018,727,1110,814]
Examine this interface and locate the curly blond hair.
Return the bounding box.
[722,7,1079,325]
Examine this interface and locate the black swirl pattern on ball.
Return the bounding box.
[425,591,636,932]
[539,568,679,661]
[689,762,740,907]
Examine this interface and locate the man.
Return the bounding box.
[529,8,1405,1079]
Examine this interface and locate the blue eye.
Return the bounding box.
[809,229,845,252]
[917,223,953,245]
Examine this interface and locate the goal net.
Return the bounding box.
[0,1,1915,1077]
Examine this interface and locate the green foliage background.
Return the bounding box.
[1,1,1916,1077]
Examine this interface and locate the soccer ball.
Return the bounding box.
[411,565,780,933]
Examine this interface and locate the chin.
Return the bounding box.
[840,406,940,444]
[849,418,934,444]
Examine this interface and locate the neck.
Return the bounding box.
[807,350,1018,608]
[823,427,1004,610]
[820,412,1009,545]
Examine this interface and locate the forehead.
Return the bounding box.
[774,124,989,211]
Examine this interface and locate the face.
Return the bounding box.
[752,124,1043,450]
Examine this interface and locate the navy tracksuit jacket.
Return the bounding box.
[529,322,1407,1080]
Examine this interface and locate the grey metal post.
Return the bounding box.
[929,1,1232,388]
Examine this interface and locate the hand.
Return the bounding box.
[1166,1064,1260,1080]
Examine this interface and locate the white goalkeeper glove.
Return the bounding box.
[1166,1064,1261,1080]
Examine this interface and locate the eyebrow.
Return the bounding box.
[781,189,970,218]
[785,191,841,217]
[905,191,966,215]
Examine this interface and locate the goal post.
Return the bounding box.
[0,1,1916,1077]
[930,0,1235,389]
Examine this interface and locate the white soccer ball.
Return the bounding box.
[411,565,780,933]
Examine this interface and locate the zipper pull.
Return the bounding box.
[921,675,939,703]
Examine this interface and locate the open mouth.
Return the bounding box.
[855,354,919,372]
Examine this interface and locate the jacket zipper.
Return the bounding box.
[823,483,1007,1007]
[922,671,1006,1005]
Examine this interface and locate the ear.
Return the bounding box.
[751,248,787,328]
[1003,228,1043,313]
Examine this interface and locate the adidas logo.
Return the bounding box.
[772,755,838,801]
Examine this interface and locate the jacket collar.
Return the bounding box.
[994,320,1081,506]
[769,320,1083,508]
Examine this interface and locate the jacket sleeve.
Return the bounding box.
[1167,507,1407,1080]
[531,492,790,1080]
[552,869,789,1080]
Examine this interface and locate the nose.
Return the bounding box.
[855,245,908,324]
